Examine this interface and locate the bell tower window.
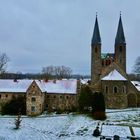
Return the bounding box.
[120,46,122,52]
[95,47,98,53]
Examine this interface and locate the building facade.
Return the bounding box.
[0,79,78,116]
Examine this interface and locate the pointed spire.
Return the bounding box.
[115,13,126,46]
[91,14,101,45]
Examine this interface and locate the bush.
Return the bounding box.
[78,85,93,112]
[92,92,106,120]
[93,111,106,120]
[1,95,26,115]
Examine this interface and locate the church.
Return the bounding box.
[91,14,140,108]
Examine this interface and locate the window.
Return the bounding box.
[31,97,36,102]
[60,96,62,99]
[54,95,56,98]
[66,96,69,99]
[32,91,36,95]
[105,60,108,66]
[95,47,98,53]
[113,86,118,93]
[120,46,122,52]
[102,60,104,66]
[105,86,108,93]
[122,86,126,93]
[5,94,8,98]
[31,106,35,112]
[108,60,111,65]
[47,95,49,98]
[0,94,1,99]
[120,59,122,64]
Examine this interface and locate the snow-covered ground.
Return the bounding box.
[0,108,140,140]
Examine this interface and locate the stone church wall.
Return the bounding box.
[101,81,128,108]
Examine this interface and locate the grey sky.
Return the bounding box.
[0,0,140,74]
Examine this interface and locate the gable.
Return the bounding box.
[27,81,43,95]
[101,62,128,80]
[102,69,127,81]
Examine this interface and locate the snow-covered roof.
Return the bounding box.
[131,81,140,91]
[102,69,127,81]
[42,79,77,94]
[0,79,33,93]
[80,79,90,85]
[0,79,77,94]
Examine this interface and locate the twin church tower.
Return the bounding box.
[91,14,126,84]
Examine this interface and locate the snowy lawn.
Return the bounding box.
[0,108,140,140]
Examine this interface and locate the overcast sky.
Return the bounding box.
[0,0,140,74]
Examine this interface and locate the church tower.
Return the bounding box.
[115,14,126,72]
[91,15,101,84]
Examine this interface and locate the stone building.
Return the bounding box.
[0,79,78,116]
[91,14,140,108]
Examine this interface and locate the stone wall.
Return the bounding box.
[45,93,77,112]
[26,81,45,116]
[91,44,102,84]
[0,93,25,111]
[127,81,140,107]
[101,80,128,108]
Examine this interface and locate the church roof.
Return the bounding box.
[115,15,126,46]
[131,81,140,91]
[91,16,101,45]
[101,69,127,81]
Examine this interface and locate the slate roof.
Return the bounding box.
[115,15,126,46]
[91,16,101,45]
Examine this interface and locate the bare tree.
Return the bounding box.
[42,65,72,79]
[42,65,55,79]
[0,53,9,74]
[133,56,140,75]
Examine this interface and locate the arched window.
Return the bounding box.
[102,60,104,66]
[122,86,126,93]
[105,86,108,93]
[108,60,111,65]
[106,60,108,66]
[95,47,98,53]
[113,86,118,93]
[120,46,122,52]
[120,59,122,64]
